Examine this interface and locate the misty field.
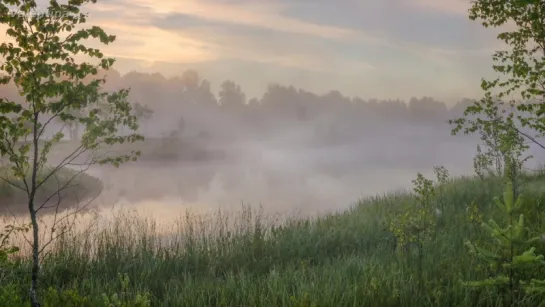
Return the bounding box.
[1,170,545,307]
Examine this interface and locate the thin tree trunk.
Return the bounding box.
[74,123,80,141]
[69,123,75,141]
[29,112,41,307]
[29,206,40,307]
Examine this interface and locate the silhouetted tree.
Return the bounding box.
[133,102,154,136]
[408,97,448,122]
[219,80,246,108]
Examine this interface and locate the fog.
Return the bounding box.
[2,70,545,221]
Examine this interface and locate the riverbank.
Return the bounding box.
[2,170,545,306]
[0,165,102,215]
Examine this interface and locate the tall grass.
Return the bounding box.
[2,172,545,306]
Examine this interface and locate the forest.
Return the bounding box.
[1,67,474,142]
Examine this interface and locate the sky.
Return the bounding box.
[2,0,509,104]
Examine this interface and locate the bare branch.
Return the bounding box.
[37,97,81,141]
[0,174,26,192]
[4,211,33,247]
[36,181,78,212]
[515,127,545,151]
[39,193,100,258]
[35,144,86,190]
[35,136,110,192]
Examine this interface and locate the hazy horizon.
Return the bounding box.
[1,0,538,221]
[0,0,511,103]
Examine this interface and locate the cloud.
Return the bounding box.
[0,0,380,72]
[83,0,378,72]
[148,17,377,72]
[403,0,471,15]
[123,0,381,43]
[89,20,221,63]
[85,1,221,63]
[3,0,487,70]
[0,0,512,101]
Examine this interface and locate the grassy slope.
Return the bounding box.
[1,172,545,306]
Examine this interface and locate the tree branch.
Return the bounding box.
[0,173,26,192]
[515,127,545,151]
[36,163,94,212]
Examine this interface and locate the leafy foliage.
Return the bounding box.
[462,182,545,303]
[101,273,151,307]
[0,224,29,265]
[451,0,545,161]
[42,287,91,307]
[0,0,144,181]
[433,165,449,212]
[450,95,530,181]
[0,0,144,305]
[389,173,437,252]
[449,6,545,303]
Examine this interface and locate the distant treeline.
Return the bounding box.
[0,69,477,141]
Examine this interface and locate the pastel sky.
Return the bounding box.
[3,0,509,104]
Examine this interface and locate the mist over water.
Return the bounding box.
[3,70,545,225]
[83,131,545,222]
[79,128,480,220]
